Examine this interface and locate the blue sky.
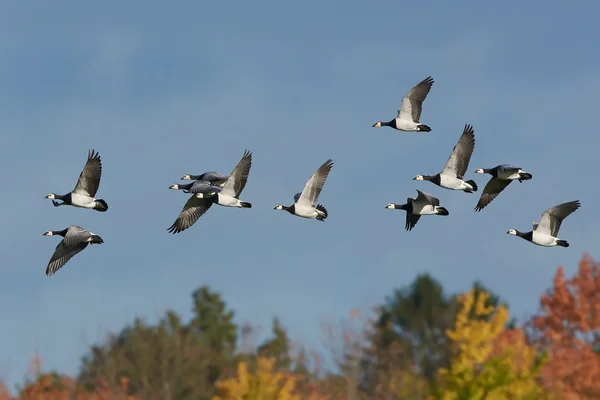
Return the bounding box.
[1,0,599,390]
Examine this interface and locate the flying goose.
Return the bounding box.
[45,149,109,212]
[43,225,104,276]
[474,164,533,211]
[167,150,252,234]
[274,159,333,221]
[181,171,228,186]
[507,200,580,247]
[385,189,449,231]
[413,124,477,193]
[169,180,223,198]
[167,195,215,234]
[372,76,434,132]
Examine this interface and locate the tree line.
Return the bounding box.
[2,254,599,399]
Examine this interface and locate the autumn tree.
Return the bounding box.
[77,285,239,400]
[531,254,600,399]
[365,273,458,390]
[257,318,292,371]
[212,356,332,400]
[433,288,547,400]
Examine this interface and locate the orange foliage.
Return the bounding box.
[533,255,600,399]
[492,329,538,373]
[0,355,139,400]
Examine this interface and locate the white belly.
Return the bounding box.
[532,231,557,246]
[413,203,435,215]
[440,175,465,190]
[71,193,96,208]
[217,194,242,207]
[499,170,521,180]
[395,119,419,132]
[294,204,318,219]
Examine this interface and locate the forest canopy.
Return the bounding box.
[2,254,599,400]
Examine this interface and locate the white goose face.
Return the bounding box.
[372,121,382,128]
[413,175,424,181]
[43,231,53,236]
[169,184,179,190]
[45,193,56,199]
[181,175,192,180]
[274,205,284,210]
[474,168,484,174]
[507,229,517,236]
[385,203,395,209]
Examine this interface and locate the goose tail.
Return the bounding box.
[240,201,252,208]
[518,172,533,182]
[417,124,431,132]
[435,206,449,216]
[556,239,569,248]
[89,235,104,245]
[464,180,478,192]
[316,204,328,221]
[94,199,109,212]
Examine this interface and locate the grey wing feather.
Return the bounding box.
[46,240,88,276]
[221,150,252,198]
[62,226,90,247]
[415,190,439,207]
[189,181,222,196]
[405,212,421,231]
[203,171,229,184]
[167,195,214,234]
[498,164,520,173]
[293,192,302,203]
[397,76,434,123]
[297,159,334,207]
[73,149,103,197]
[538,200,581,237]
[474,178,512,211]
[442,124,475,178]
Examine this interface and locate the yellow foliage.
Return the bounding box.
[432,289,549,400]
[212,357,302,400]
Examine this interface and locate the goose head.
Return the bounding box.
[43,230,54,236]
[181,174,192,180]
[169,184,180,190]
[474,168,485,174]
[274,204,284,210]
[45,193,56,199]
[372,121,382,128]
[385,203,396,209]
[506,229,518,236]
[413,175,425,181]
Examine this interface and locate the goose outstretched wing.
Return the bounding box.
[397,76,434,123]
[297,159,334,207]
[73,149,103,197]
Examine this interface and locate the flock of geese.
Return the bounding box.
[42,76,581,277]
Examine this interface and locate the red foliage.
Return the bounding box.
[532,254,600,399]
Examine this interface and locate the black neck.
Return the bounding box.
[394,204,409,211]
[383,119,397,128]
[282,205,295,214]
[516,230,533,241]
[51,228,69,237]
[188,174,203,180]
[180,182,194,190]
[484,168,496,176]
[423,174,441,185]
